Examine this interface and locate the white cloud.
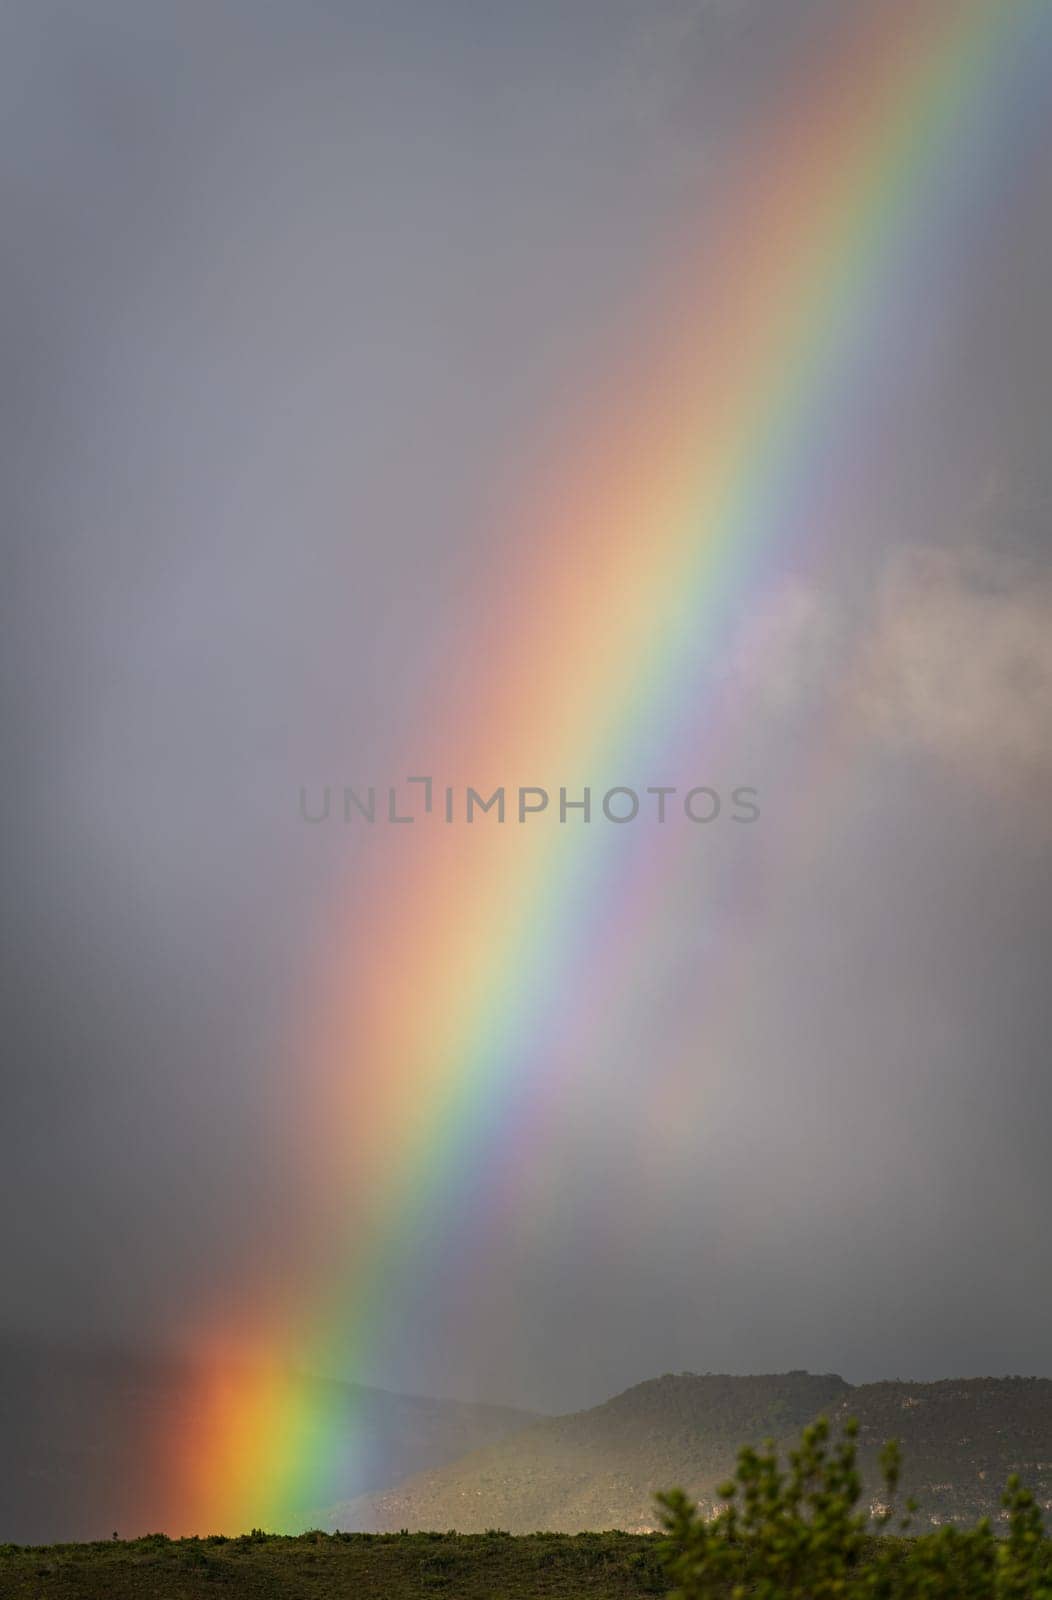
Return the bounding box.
[856,541,1052,790]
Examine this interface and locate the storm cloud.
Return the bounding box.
[1,0,1050,1419]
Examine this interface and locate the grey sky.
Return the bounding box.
[1,0,1050,1415]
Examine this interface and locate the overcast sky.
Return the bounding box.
[2,0,1050,1415]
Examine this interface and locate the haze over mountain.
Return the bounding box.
[0,1337,537,1545]
[343,1372,1052,1535]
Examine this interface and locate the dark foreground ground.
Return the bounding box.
[0,1530,670,1599]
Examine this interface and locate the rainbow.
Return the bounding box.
[166,0,1049,1533]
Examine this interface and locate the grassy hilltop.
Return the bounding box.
[0,1529,668,1600]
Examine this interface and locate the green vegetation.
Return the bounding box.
[659,1418,1052,1600]
[0,1528,667,1598]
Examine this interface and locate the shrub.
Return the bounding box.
[658,1417,1052,1600]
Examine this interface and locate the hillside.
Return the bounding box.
[343,1372,1052,1534]
[832,1378,1052,1528]
[0,1338,537,1545]
[336,1371,851,1533]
